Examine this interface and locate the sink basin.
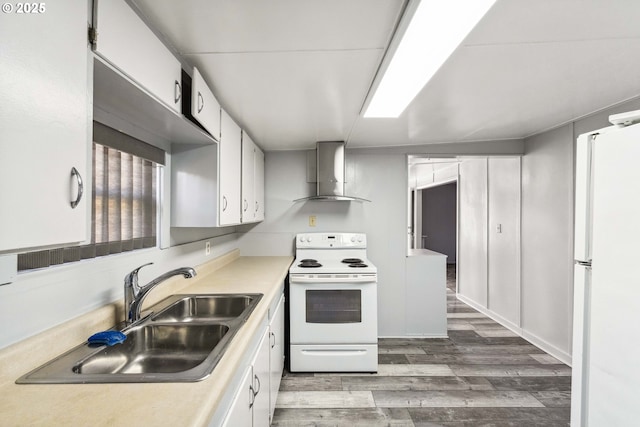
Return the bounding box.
[16,293,263,384]
[73,324,229,375]
[152,295,255,322]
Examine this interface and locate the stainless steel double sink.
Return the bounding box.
[17,293,263,384]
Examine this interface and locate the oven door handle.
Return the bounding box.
[290,276,376,284]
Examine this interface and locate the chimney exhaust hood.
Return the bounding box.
[294,142,370,202]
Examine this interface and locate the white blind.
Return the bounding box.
[18,142,158,271]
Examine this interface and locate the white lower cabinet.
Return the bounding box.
[221,365,253,427]
[269,295,285,420]
[251,329,271,427]
[220,291,285,426]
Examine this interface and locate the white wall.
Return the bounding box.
[488,158,521,327]
[458,159,489,305]
[521,125,575,361]
[457,157,525,351]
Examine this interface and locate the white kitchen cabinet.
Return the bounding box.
[254,148,265,222]
[219,110,242,226]
[0,1,89,252]
[221,325,271,427]
[241,133,265,223]
[221,365,253,427]
[191,67,221,139]
[251,328,271,427]
[268,295,285,421]
[94,0,182,113]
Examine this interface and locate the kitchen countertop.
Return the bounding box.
[0,250,293,426]
[407,248,447,257]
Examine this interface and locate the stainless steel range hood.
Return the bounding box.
[294,142,370,202]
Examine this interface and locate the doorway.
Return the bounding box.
[407,156,459,292]
[421,182,457,291]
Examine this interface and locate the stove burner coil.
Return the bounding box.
[341,258,363,264]
[348,263,368,268]
[298,259,322,268]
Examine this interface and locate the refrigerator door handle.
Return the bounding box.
[576,260,592,267]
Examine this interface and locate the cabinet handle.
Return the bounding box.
[255,201,259,213]
[197,92,204,113]
[253,374,261,396]
[70,167,83,209]
[270,331,276,349]
[243,199,248,212]
[249,384,255,408]
[222,196,228,212]
[174,80,181,103]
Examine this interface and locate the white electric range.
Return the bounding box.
[289,232,378,372]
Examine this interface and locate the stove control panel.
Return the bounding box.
[296,232,366,248]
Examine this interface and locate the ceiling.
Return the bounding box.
[131,0,640,151]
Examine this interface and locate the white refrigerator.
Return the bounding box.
[571,110,640,426]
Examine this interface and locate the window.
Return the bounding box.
[18,123,164,271]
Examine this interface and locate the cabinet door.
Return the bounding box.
[219,110,242,226]
[0,1,89,252]
[269,294,285,421]
[94,0,182,112]
[254,147,265,222]
[241,134,256,223]
[252,328,271,427]
[221,365,253,427]
[191,67,221,139]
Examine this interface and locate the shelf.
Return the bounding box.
[93,54,216,150]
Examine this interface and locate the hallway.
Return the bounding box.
[272,269,571,426]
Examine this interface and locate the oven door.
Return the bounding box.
[289,275,377,344]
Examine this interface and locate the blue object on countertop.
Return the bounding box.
[87,331,127,346]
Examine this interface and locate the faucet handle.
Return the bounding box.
[124,262,153,289]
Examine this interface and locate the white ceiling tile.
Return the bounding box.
[468,0,640,45]
[349,37,640,147]
[132,0,403,53]
[187,49,383,150]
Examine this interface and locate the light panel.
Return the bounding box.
[364,0,496,118]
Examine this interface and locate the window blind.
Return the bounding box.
[18,142,159,271]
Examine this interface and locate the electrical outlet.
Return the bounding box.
[309,215,316,227]
[205,241,211,255]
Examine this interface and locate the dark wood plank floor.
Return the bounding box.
[272,265,571,426]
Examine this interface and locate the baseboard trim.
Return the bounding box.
[456,293,572,366]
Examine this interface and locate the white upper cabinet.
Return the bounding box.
[219,110,242,226]
[0,1,89,253]
[241,133,265,223]
[94,0,182,113]
[191,67,221,139]
[254,148,265,222]
[242,134,256,222]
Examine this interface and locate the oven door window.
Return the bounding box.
[306,290,361,323]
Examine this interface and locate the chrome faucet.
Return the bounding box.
[124,263,197,325]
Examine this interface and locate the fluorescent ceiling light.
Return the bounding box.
[364,0,496,118]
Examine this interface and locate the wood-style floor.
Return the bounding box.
[272,265,571,426]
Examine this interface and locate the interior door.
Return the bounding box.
[586,123,640,425]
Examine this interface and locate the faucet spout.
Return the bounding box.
[124,263,197,325]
